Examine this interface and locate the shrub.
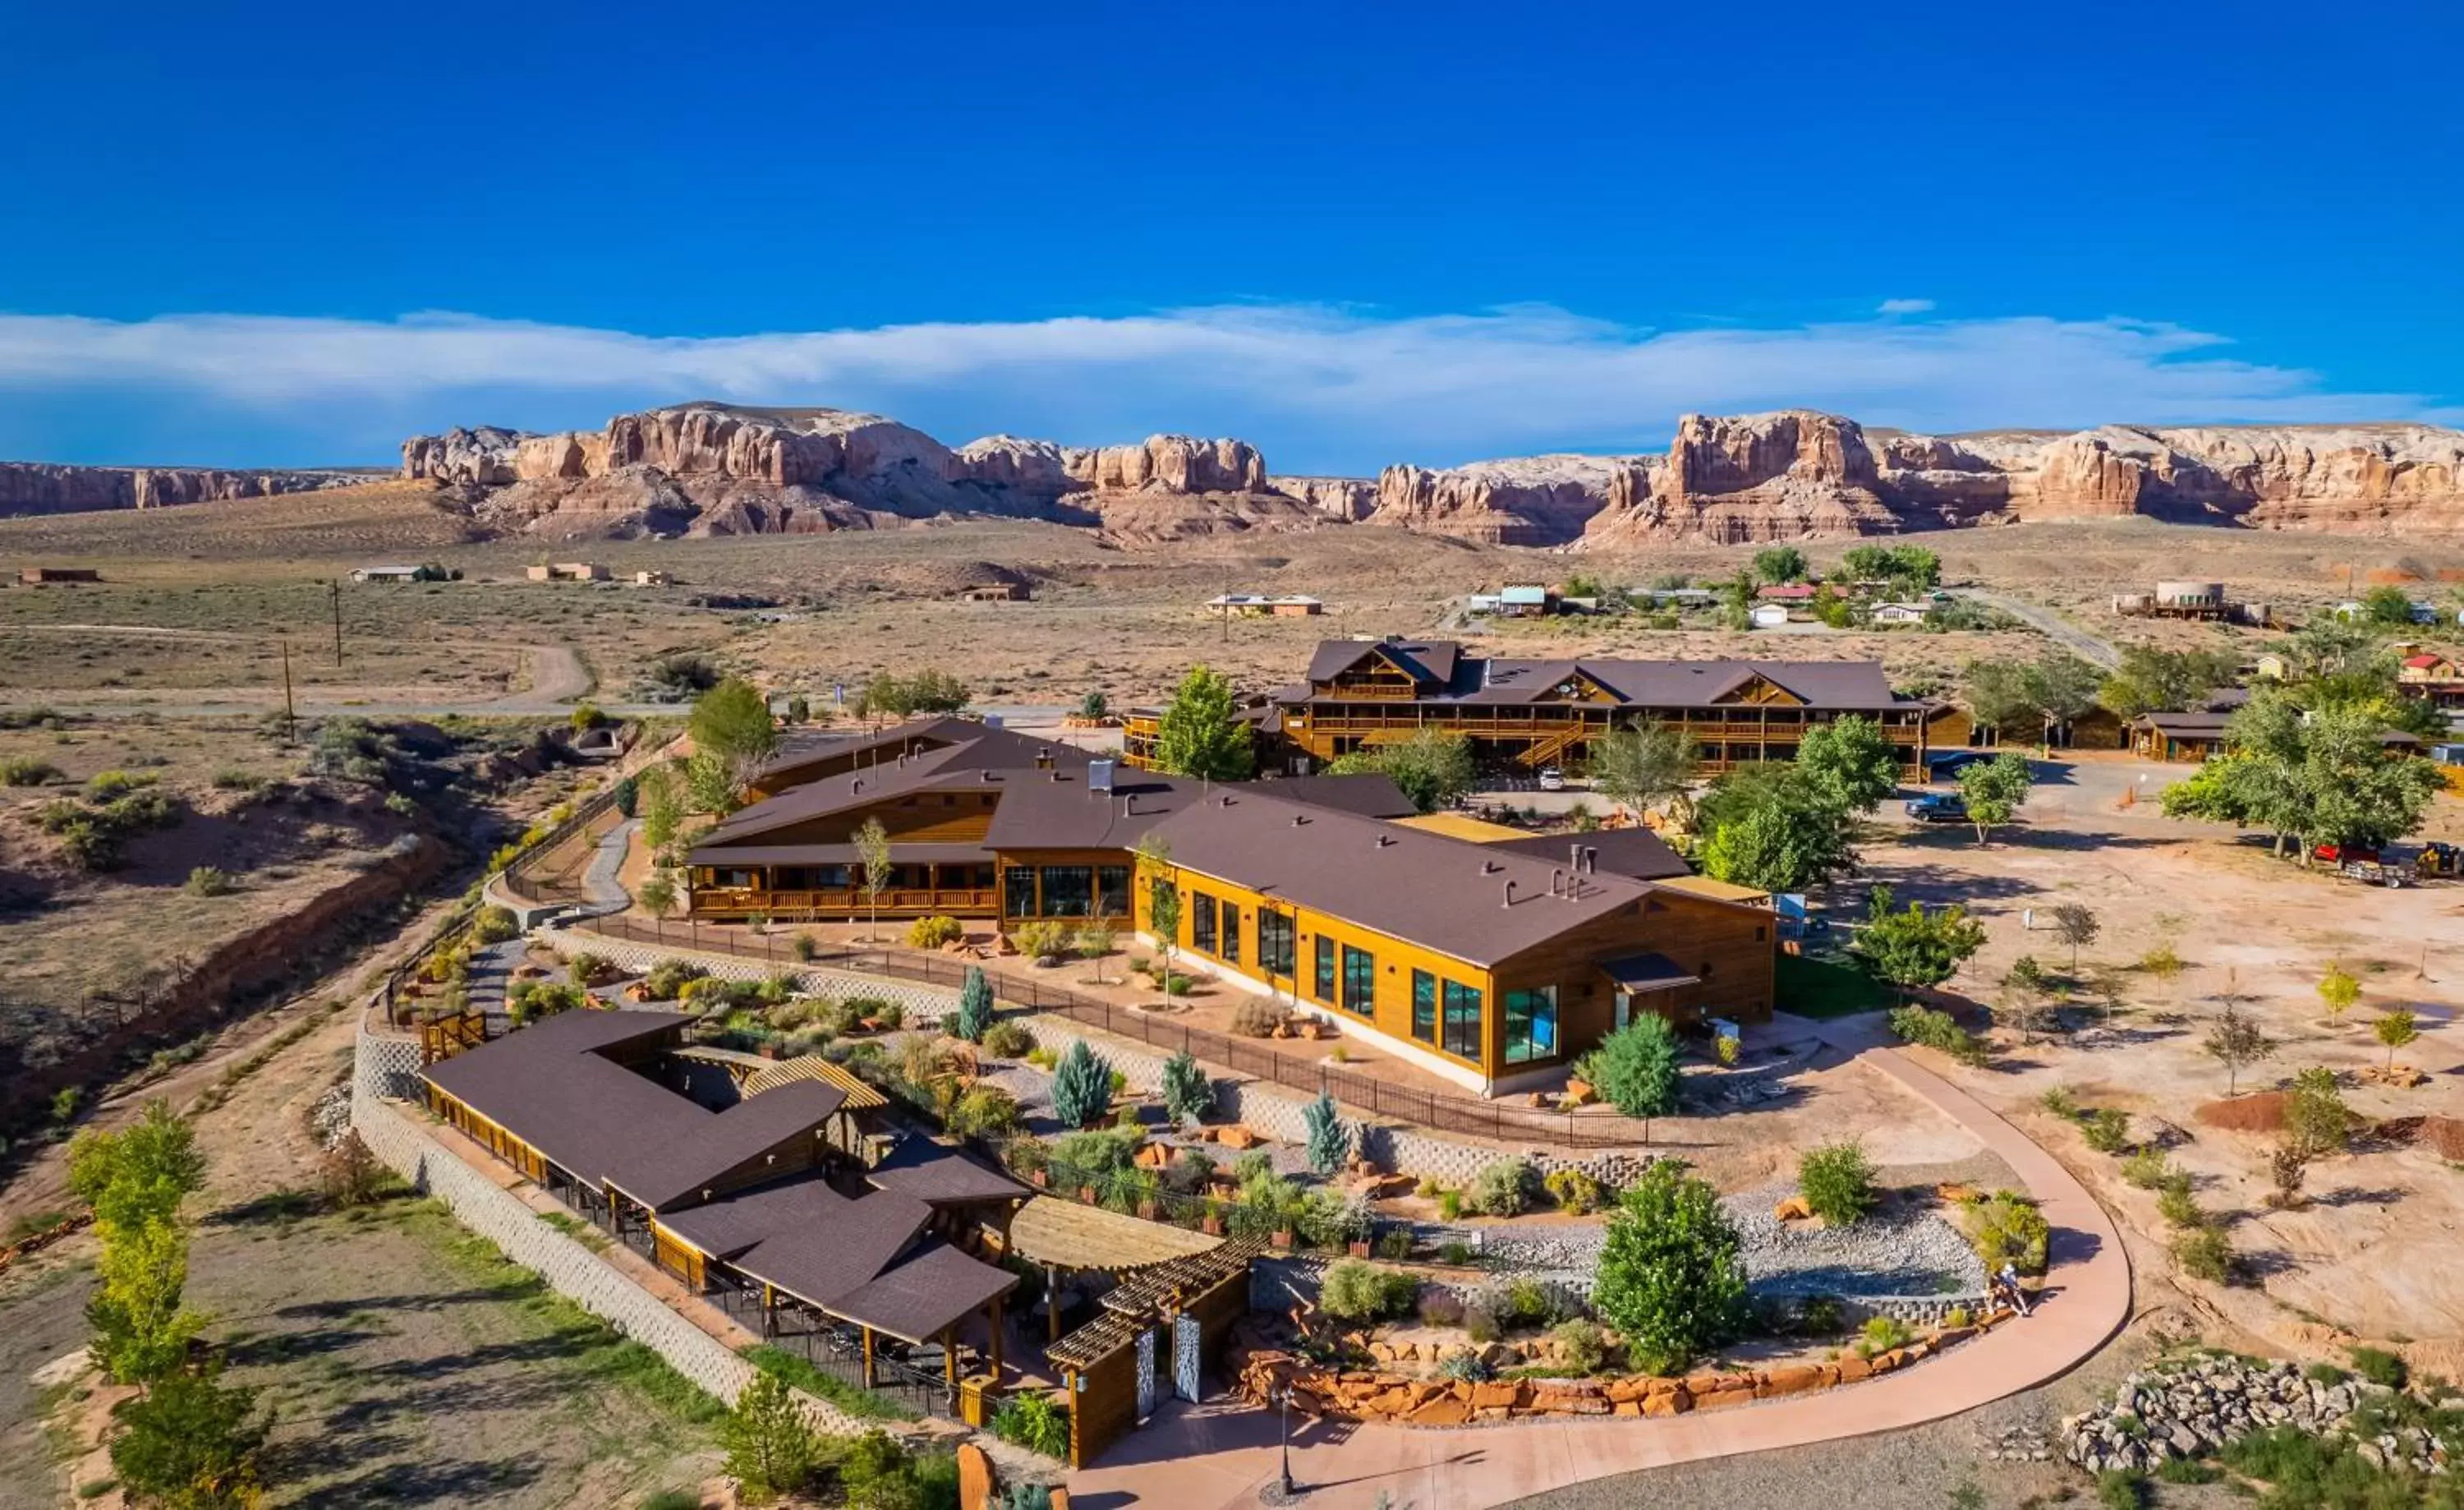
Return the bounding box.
[1013,920,1073,962]
[1004,1485,1055,1510]
[1438,1348,1493,1382]
[1161,1050,1213,1125]
[2282,1066,2355,1159]
[85,769,154,801]
[509,981,586,1026]
[908,914,964,950]
[2119,1148,2174,1190]
[1542,1168,1602,1216]
[1320,1260,1418,1321]
[1591,1160,1748,1374]
[1303,1091,1351,1176]
[1461,1304,1502,1343]
[0,756,60,786]
[107,1371,269,1510]
[2080,1107,2132,1153]
[2347,1346,2408,1389]
[1466,1158,1538,1218]
[1376,1226,1413,1260]
[1549,1319,1608,1374]
[1231,999,1285,1037]
[471,904,520,944]
[1438,1238,1471,1265]
[790,931,818,962]
[1437,1190,1463,1222]
[1855,1314,1913,1358]
[183,866,235,898]
[2156,1186,2203,1228]
[1942,1305,1972,1330]
[643,958,708,1000]
[1888,1004,1987,1065]
[1229,1172,1301,1239]
[949,1086,1022,1139]
[2094,1468,2147,1509]
[1230,1150,1272,1184]
[1001,1136,1049,1179]
[981,1020,1035,1059]
[641,1492,701,1510]
[719,1370,821,1503]
[1960,1190,2050,1275]
[951,965,993,1043]
[2172,1224,2232,1282]
[1797,1140,1877,1227]
[1416,1290,1465,1328]
[1575,1015,1681,1120]
[2039,1085,2080,1119]
[1493,1277,1560,1329]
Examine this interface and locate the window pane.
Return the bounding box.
[1503,987,1559,1065]
[1040,866,1093,918]
[1341,946,1375,1015]
[1220,900,1241,965]
[1411,970,1436,1043]
[1003,867,1037,918]
[1096,866,1131,916]
[1192,891,1216,952]
[1313,936,1335,1001]
[1441,982,1483,1061]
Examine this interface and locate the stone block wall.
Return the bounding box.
[551,928,958,1029]
[353,1015,429,1101]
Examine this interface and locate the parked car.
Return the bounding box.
[1924,750,1996,780]
[1905,793,1969,823]
[1537,767,1565,791]
[2313,841,2382,867]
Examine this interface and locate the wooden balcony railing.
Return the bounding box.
[692,886,1000,917]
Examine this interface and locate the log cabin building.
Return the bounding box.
[686,720,1772,1097]
[424,1010,1027,1385]
[1121,638,1954,777]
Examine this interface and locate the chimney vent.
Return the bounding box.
[1503,880,1517,907]
[1375,834,1394,848]
[1585,846,1599,873]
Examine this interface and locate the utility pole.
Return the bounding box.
[279,638,297,744]
[329,578,343,668]
[1221,573,1231,645]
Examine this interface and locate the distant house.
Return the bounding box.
[526,562,609,582]
[2400,653,2464,712]
[1869,601,1930,626]
[352,564,454,584]
[1207,593,1317,617]
[2251,652,2290,682]
[1638,587,1717,608]
[18,567,99,584]
[634,569,674,587]
[1749,603,1793,628]
[1496,584,1554,618]
[1754,584,1818,602]
[959,582,1028,602]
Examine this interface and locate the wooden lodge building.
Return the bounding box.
[687,720,1773,1097]
[424,1011,1027,1384]
[1121,638,1955,778]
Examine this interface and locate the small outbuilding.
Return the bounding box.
[1749,603,1793,628]
[18,567,100,584]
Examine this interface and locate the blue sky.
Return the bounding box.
[2,0,2458,472]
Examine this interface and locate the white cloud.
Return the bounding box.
[0,302,2450,472]
[1877,297,1937,315]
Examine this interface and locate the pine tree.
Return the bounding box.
[1050,1039,1114,1128]
[953,966,993,1043]
[1303,1091,1351,1176]
[1161,1051,1214,1126]
[719,1371,821,1505]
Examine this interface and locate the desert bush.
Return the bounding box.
[85,769,154,802]
[317,1131,393,1208]
[907,915,964,950]
[1549,1319,1608,1374]
[1575,1015,1680,1120]
[1542,1168,1602,1216]
[1320,1260,1418,1322]
[949,1086,1022,1139]
[1888,1004,1987,1065]
[1438,1348,1494,1382]
[1492,1277,1561,1330]
[790,931,818,962]
[643,958,708,1000]
[2346,1346,2408,1389]
[1461,1303,1502,1343]
[471,904,520,944]
[2039,1085,2080,1118]
[2080,1107,2132,1153]
[1797,1140,1877,1227]
[981,1020,1035,1059]
[2119,1148,2175,1190]
[1855,1314,1913,1358]
[1466,1158,1539,1217]
[990,1392,1071,1459]
[1230,1150,1272,1184]
[1416,1290,1465,1328]
[183,866,235,898]
[1959,1190,2050,1274]
[1591,1161,1747,1374]
[1050,1040,1115,1128]
[0,756,60,786]
[2171,1224,2232,1282]
[1437,1189,1463,1222]
[1231,999,1285,1037]
[1012,921,1073,963]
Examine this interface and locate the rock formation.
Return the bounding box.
[1371,455,1633,546]
[1271,476,1379,521]
[1062,435,1267,495]
[0,462,365,518]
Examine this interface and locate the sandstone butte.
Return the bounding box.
[9,402,2463,542]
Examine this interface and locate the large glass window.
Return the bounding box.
[1312,936,1335,1002]
[1219,899,1241,965]
[1502,986,1559,1065]
[1441,981,1483,1061]
[1259,910,1296,977]
[1003,867,1037,918]
[1192,891,1217,953]
[1411,970,1437,1043]
[1038,866,1093,918]
[1096,866,1131,917]
[814,863,852,889]
[1340,945,1376,1016]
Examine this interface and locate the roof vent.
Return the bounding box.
[1293,813,1310,827]
[1584,846,1599,873]
[852,778,863,793]
[1220,794,1235,808]
[1481,859,1501,874]
[1050,770,1064,782]
[1375,834,1394,848]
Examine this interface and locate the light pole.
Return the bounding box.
[1276,1383,1294,1498]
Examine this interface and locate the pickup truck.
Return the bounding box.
[1905,793,1969,823]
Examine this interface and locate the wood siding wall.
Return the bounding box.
[1066,1344,1140,1470]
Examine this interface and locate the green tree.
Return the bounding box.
[1078,690,1109,721]
[855,817,892,941]
[1852,885,1987,998]
[1589,720,1694,819]
[1959,658,2037,742]
[1576,1015,1682,1140]
[1161,1050,1213,1126]
[2020,654,2103,748]
[108,1369,269,1510]
[1591,1161,1749,1374]
[952,966,993,1043]
[719,1370,821,1505]
[1326,727,1473,813]
[1752,546,1808,583]
[2374,1008,2419,1071]
[1135,834,1183,992]
[2316,962,2361,1024]
[1152,666,1254,780]
[1794,713,1900,813]
[1956,752,2034,843]
[1697,766,1856,893]
[1050,1039,1114,1128]
[2282,1067,2354,1159]
[1718,568,1758,630]
[1303,1091,1351,1176]
[87,1214,204,1388]
[690,677,779,769]
[637,873,677,917]
[2358,584,2416,627]
[683,748,745,815]
[2096,646,2238,719]
[70,1100,205,1229]
[2204,1002,2275,1096]
[638,767,683,849]
[2047,902,2099,974]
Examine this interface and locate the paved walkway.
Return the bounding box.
[1069,1016,2131,1510]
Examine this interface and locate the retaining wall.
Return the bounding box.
[549,928,958,1029]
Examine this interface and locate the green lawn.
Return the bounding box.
[1776,951,1893,1019]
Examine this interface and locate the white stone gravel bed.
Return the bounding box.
[1722,1182,1985,1300]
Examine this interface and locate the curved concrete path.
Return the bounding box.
[1069,1015,2130,1510]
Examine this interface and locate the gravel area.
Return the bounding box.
[1723,1182,1984,1300]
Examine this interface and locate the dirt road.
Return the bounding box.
[1954,588,2121,669]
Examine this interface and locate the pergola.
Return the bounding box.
[1005,1195,1222,1342]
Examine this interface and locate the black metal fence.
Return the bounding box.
[573,913,1657,1151]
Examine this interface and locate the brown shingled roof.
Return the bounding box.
[422,1013,702,1185]
[606,1079,848,1211]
